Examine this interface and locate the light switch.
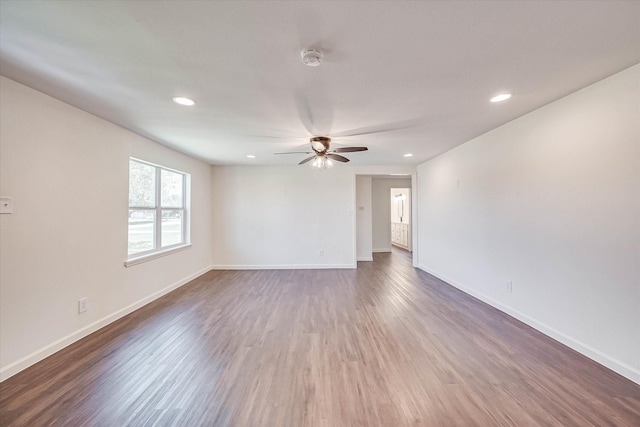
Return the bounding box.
[0,197,13,214]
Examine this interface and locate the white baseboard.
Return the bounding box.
[418,264,640,385]
[372,248,391,253]
[357,256,373,261]
[210,263,356,270]
[0,265,214,382]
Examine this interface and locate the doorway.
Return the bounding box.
[355,174,416,266]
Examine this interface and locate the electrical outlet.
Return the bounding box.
[78,297,88,314]
[506,281,513,293]
[319,249,324,256]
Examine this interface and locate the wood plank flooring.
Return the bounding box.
[1,250,639,426]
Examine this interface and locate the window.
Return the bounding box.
[127,158,189,261]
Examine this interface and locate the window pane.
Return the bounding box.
[161,210,183,247]
[128,209,156,254]
[129,161,156,207]
[161,169,183,208]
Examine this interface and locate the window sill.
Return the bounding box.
[124,244,191,267]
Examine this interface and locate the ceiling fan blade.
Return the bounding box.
[274,151,313,155]
[294,79,334,136]
[331,147,368,153]
[294,91,315,135]
[331,118,427,138]
[298,155,317,165]
[326,153,350,163]
[245,135,306,140]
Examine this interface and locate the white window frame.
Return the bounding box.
[125,158,191,267]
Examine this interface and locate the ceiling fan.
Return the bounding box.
[270,48,426,169]
[274,136,367,169]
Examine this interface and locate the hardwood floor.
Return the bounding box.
[1,252,639,426]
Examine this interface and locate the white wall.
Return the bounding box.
[211,166,354,268]
[0,77,214,380]
[372,178,411,252]
[356,176,373,261]
[416,64,640,383]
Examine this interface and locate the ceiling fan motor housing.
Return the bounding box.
[310,136,331,153]
[301,48,323,66]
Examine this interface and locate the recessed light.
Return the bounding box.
[172,97,195,106]
[246,154,256,159]
[403,153,413,157]
[490,93,511,103]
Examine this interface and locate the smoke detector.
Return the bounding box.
[301,48,323,66]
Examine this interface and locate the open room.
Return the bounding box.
[1,1,639,425]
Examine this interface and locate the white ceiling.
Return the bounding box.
[1,1,639,166]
